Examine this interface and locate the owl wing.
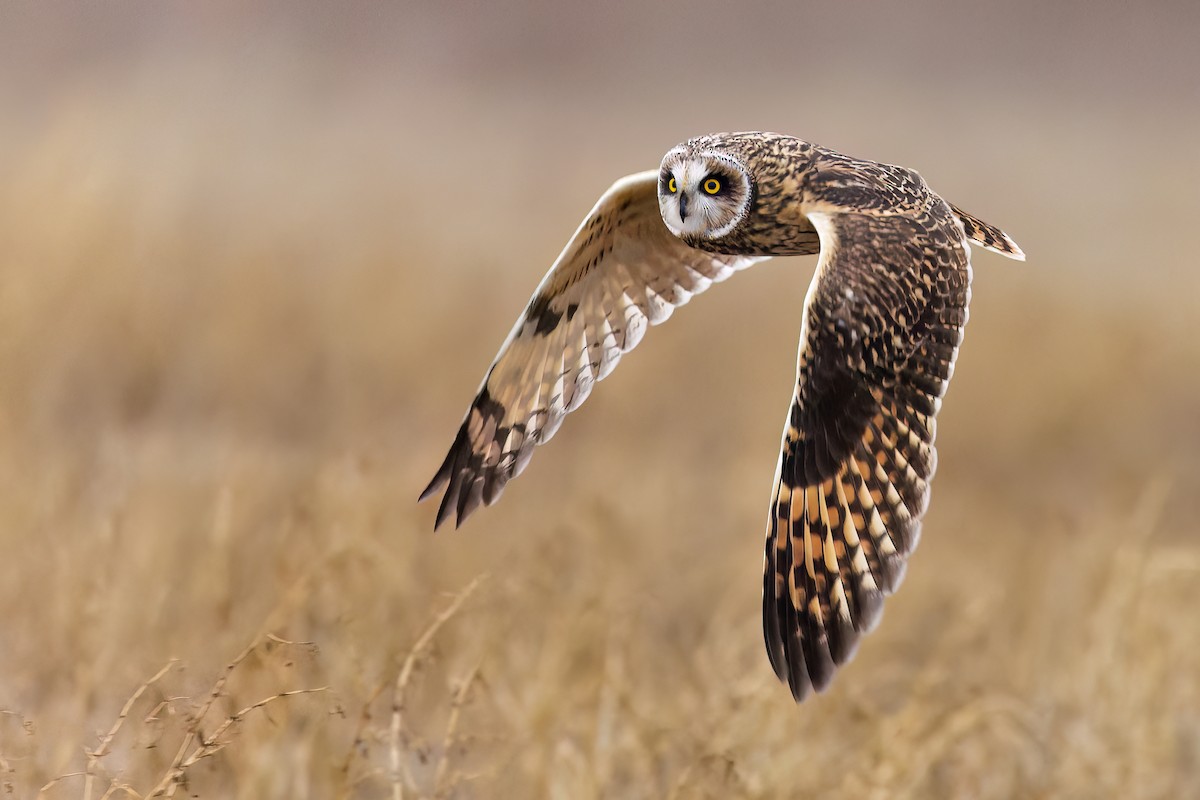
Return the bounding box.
[762,200,978,701]
[420,170,769,529]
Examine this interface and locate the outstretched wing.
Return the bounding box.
[420,171,770,529]
[762,199,978,701]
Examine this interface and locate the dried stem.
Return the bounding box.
[389,575,486,800]
[37,771,87,798]
[83,660,177,800]
[180,686,330,769]
[433,663,481,798]
[138,636,326,798]
[337,675,391,798]
[97,782,142,800]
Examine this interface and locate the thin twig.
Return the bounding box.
[84,660,177,800]
[98,781,143,800]
[433,663,481,797]
[266,633,318,652]
[144,685,328,797]
[180,686,330,768]
[390,575,487,800]
[143,637,326,798]
[336,675,391,798]
[157,638,257,794]
[37,771,87,797]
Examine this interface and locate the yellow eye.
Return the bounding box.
[667,177,677,193]
[703,177,721,195]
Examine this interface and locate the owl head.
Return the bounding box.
[657,133,820,257]
[657,142,754,244]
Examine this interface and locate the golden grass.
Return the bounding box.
[1,66,1198,799]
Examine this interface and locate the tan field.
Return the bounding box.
[1,4,1198,798]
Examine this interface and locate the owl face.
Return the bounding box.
[657,147,753,243]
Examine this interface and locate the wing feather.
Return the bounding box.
[421,171,766,528]
[762,196,974,700]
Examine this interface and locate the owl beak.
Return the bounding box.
[677,192,689,223]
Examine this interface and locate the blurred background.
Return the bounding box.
[1,2,1197,797]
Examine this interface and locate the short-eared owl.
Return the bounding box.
[421,132,1024,701]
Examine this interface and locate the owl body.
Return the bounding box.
[421,132,1023,701]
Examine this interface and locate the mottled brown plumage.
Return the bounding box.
[421,132,1024,701]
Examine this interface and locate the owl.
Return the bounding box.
[420,132,1024,701]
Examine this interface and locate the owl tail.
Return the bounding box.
[950,204,1025,261]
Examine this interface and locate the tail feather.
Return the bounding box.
[950,204,1025,261]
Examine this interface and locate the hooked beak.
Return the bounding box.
[678,192,688,222]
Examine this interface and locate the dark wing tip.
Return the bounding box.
[825,610,862,667]
[420,402,524,531]
[419,448,454,505]
[418,436,458,532]
[798,605,837,695]
[420,422,486,532]
[784,605,813,702]
[763,571,787,682]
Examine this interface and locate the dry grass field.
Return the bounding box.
[1,4,1199,798]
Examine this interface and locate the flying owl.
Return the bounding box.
[420,132,1024,701]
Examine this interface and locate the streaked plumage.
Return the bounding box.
[421,132,1024,701]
